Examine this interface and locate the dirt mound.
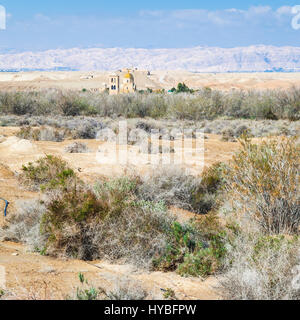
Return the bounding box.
[0,137,38,154]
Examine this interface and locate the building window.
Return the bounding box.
[111,78,113,83]
[111,85,114,90]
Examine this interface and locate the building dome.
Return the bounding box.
[124,71,133,80]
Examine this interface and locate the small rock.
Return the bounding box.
[12,253,19,256]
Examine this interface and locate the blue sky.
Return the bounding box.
[0,1,300,51]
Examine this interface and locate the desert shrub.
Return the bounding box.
[221,231,300,300]
[7,156,228,276]
[0,289,5,299]
[17,126,38,140]
[99,277,149,300]
[19,155,77,192]
[224,137,300,234]
[57,92,96,116]
[72,273,149,300]
[135,120,162,133]
[137,167,202,212]
[137,164,224,214]
[221,128,237,142]
[153,214,227,277]
[71,122,99,139]
[162,288,177,300]
[39,177,173,265]
[17,126,69,142]
[235,125,249,137]
[190,163,225,214]
[0,92,35,115]
[275,87,300,121]
[74,273,99,300]
[0,199,47,252]
[11,162,174,266]
[64,142,90,153]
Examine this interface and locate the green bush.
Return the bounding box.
[190,163,225,214]
[37,174,173,264]
[20,155,77,192]
[153,214,227,277]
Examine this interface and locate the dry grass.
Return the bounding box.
[1,87,300,120]
[224,136,300,234]
[0,199,47,251]
[218,136,300,300]
[220,231,300,300]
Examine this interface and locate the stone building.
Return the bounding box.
[109,69,136,95]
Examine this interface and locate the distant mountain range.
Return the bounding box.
[1,45,300,72]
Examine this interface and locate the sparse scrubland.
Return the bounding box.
[0,87,300,300]
[220,136,300,300]
[0,87,299,142]
[1,135,299,300]
[3,156,225,271]
[0,87,300,120]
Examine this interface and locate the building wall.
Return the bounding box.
[109,75,119,95]
[121,76,135,94]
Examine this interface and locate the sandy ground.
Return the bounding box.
[1,71,300,91]
[0,241,221,300]
[0,126,245,300]
[0,127,241,184]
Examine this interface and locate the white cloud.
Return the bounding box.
[137,6,293,27]
[276,6,293,16]
[248,6,272,15]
